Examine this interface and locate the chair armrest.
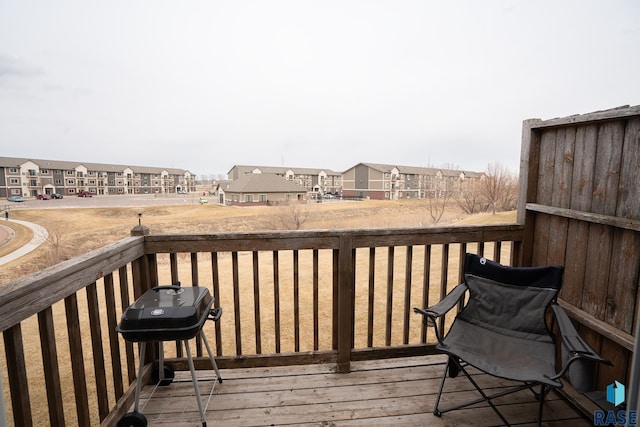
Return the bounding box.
[414,283,468,320]
[549,303,611,391]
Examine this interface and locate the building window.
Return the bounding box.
[41,169,49,174]
[67,179,74,185]
[9,178,19,184]
[259,194,267,202]
[9,168,18,174]
[245,194,253,202]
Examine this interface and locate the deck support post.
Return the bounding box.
[336,235,355,373]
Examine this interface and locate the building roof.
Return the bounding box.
[352,162,483,177]
[229,165,342,176]
[223,173,307,193]
[0,156,193,176]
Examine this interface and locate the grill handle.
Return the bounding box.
[208,307,223,322]
[152,285,182,292]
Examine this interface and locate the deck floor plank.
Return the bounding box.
[127,356,593,427]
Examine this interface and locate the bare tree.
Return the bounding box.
[481,162,518,214]
[455,188,482,214]
[268,203,309,230]
[426,179,452,224]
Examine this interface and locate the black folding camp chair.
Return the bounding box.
[414,253,610,426]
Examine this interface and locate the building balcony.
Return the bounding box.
[0,224,609,426]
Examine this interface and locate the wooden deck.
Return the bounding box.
[127,356,593,427]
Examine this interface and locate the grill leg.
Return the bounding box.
[184,340,207,427]
[158,341,165,383]
[133,342,146,413]
[200,330,222,383]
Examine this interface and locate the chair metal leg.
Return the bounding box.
[536,385,547,427]
[432,358,450,416]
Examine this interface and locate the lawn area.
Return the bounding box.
[0,200,515,284]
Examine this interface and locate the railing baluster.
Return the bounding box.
[420,245,432,343]
[169,253,183,357]
[170,252,178,285]
[38,307,65,426]
[232,251,242,355]
[118,266,136,383]
[253,251,262,354]
[65,293,91,426]
[293,250,300,353]
[332,249,339,350]
[104,273,124,400]
[459,243,467,285]
[211,252,223,356]
[367,247,376,348]
[273,251,281,353]
[385,246,395,346]
[439,244,450,334]
[313,249,319,351]
[494,241,502,263]
[4,323,32,427]
[87,282,109,420]
[403,245,413,344]
[191,252,199,285]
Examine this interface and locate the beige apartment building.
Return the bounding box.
[0,157,196,198]
[341,163,484,200]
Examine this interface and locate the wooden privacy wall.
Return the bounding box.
[518,105,640,390]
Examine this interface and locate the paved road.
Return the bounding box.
[0,194,205,265]
[2,193,210,211]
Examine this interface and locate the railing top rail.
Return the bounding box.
[143,223,524,252]
[0,236,145,332]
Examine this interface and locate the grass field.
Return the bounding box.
[0,200,516,425]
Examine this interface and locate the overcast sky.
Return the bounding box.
[1,1,639,178]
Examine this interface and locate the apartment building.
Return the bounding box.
[227,165,342,194]
[0,157,196,198]
[341,162,484,200]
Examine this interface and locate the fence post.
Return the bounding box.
[336,234,355,373]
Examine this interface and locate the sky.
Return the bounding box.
[1,1,639,179]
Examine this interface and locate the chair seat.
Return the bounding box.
[438,319,561,388]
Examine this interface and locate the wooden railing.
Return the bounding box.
[0,224,523,426]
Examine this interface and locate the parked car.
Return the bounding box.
[199,197,208,205]
[77,190,93,197]
[7,196,24,202]
[52,193,64,199]
[36,194,51,200]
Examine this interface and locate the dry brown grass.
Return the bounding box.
[0,201,516,426]
[0,221,33,258]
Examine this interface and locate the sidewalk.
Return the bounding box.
[0,219,49,266]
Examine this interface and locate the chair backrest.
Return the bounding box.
[459,254,564,339]
[464,253,563,290]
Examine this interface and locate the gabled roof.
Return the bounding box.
[0,156,192,175]
[229,165,342,176]
[224,173,307,193]
[347,162,482,176]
